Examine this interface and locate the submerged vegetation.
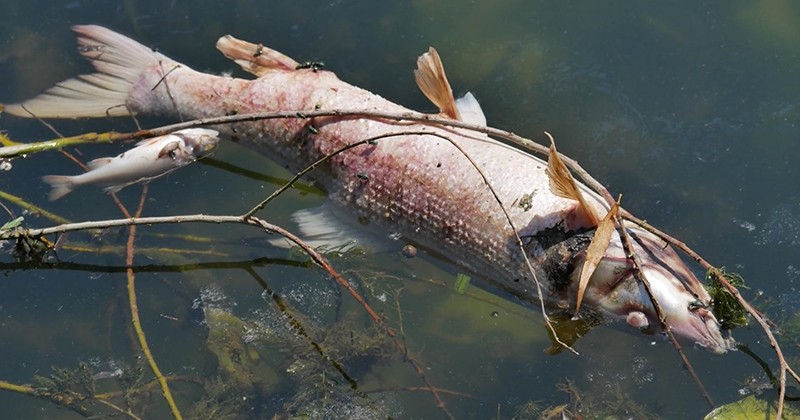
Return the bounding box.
[706,268,750,330]
[511,379,657,419]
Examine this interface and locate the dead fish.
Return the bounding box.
[41,128,219,200]
[3,26,733,353]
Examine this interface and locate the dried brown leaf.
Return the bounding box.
[575,200,619,314]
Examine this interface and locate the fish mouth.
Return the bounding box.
[670,305,735,354]
[631,233,735,353]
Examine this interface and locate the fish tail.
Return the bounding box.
[4,25,169,118]
[42,175,77,201]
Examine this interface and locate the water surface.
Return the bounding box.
[1,1,799,418]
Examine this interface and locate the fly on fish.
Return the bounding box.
[42,128,219,201]
[2,26,735,353]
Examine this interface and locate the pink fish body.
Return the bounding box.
[3,26,732,353]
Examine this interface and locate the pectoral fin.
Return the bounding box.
[87,157,114,170]
[216,35,299,76]
[268,203,393,253]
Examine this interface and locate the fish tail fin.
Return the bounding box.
[42,175,76,201]
[4,25,169,118]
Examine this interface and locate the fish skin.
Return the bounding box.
[41,128,219,200]
[4,26,733,352]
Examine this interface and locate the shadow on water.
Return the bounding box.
[1,0,800,418]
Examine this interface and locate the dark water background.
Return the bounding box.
[1,1,799,418]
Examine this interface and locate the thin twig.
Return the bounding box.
[0,190,71,225]
[0,110,545,159]
[246,217,453,419]
[153,62,184,122]
[362,385,480,400]
[123,185,183,420]
[94,398,143,420]
[616,217,714,408]
[0,379,92,417]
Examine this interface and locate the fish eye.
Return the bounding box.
[688,300,706,311]
[158,141,181,160]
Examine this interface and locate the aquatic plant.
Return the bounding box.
[706,267,749,330]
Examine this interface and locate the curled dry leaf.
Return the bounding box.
[575,200,619,314]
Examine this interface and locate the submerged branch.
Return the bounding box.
[0,189,71,225]
[0,379,92,417]
[0,377,139,418]
[0,131,137,157]
[123,186,183,420]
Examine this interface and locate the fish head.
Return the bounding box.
[172,128,221,158]
[574,227,734,354]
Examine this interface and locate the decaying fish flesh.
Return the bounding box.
[3,26,734,353]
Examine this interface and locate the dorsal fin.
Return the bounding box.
[216,35,299,76]
[414,47,461,120]
[545,132,600,227]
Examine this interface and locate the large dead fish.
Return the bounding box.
[41,128,219,200]
[2,25,733,353]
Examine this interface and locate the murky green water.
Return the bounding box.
[2,1,800,418]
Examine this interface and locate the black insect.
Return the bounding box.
[253,44,264,57]
[296,61,325,72]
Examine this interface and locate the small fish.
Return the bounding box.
[42,128,219,201]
